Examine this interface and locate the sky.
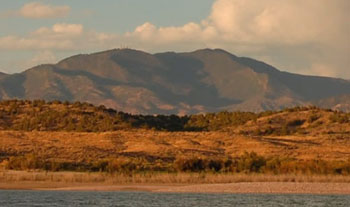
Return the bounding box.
[0,0,349,79]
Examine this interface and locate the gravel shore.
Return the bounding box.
[1,182,350,194]
[154,182,350,194]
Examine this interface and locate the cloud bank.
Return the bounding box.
[0,0,349,78]
[126,0,349,77]
[1,2,70,19]
[0,23,115,50]
[18,2,70,19]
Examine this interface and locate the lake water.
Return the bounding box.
[0,190,349,206]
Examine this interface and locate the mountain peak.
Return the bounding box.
[190,48,236,57]
[0,48,349,114]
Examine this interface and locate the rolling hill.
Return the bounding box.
[0,100,349,174]
[0,48,349,114]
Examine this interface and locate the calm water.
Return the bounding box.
[0,190,349,207]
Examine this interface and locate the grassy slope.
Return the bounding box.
[0,129,349,163]
[0,100,349,174]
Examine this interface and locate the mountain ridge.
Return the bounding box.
[0,48,349,114]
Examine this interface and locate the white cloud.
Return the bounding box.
[18,2,70,19]
[123,0,349,78]
[0,23,117,51]
[33,23,84,37]
[211,0,348,46]
[126,0,348,47]
[128,22,203,43]
[0,30,76,51]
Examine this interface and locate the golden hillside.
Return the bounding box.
[0,130,348,163]
[0,100,349,175]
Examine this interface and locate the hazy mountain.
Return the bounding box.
[0,48,349,114]
[0,72,8,79]
[315,95,350,112]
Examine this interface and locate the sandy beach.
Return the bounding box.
[1,182,350,194]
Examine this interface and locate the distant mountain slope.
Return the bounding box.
[315,94,350,112]
[0,72,8,79]
[0,48,349,114]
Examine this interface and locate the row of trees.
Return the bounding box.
[3,152,350,175]
[0,99,348,132]
[0,100,263,132]
[0,100,189,132]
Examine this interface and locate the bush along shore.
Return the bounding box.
[2,152,350,176]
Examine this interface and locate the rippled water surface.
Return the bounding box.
[0,190,349,206]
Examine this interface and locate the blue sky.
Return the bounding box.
[0,0,349,79]
[1,0,213,34]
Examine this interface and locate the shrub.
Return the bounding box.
[174,156,206,172]
[234,152,266,173]
[107,158,137,173]
[287,119,305,127]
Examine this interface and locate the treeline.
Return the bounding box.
[0,99,259,132]
[0,99,348,132]
[2,152,350,175]
[0,100,188,132]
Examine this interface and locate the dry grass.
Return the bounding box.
[1,170,350,184]
[0,130,349,163]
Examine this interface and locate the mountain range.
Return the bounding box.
[1,48,349,114]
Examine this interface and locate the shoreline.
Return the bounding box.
[2,171,350,194]
[1,182,350,195]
